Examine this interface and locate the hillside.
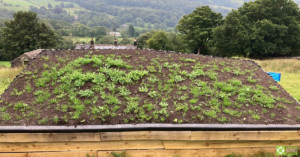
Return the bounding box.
[0,0,249,16]
[0,49,299,126]
[3,0,299,29]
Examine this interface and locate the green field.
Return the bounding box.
[280,73,300,102]
[0,0,85,15]
[71,36,91,44]
[0,61,10,68]
[254,59,300,102]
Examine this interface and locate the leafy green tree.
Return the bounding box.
[55,36,74,49]
[120,38,132,45]
[0,35,3,61]
[167,33,190,53]
[136,31,154,49]
[147,31,174,51]
[72,23,91,37]
[176,6,223,54]
[213,0,300,58]
[0,11,57,60]
[96,35,114,44]
[90,26,107,37]
[128,24,135,37]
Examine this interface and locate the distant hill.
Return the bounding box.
[0,0,299,29]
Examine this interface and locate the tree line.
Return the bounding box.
[0,11,140,61]
[138,0,300,58]
[1,0,248,30]
[1,0,299,60]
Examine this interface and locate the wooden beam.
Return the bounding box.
[28,151,97,157]
[0,141,165,152]
[0,133,101,143]
[163,141,300,149]
[191,131,300,141]
[98,150,216,157]
[0,154,28,157]
[1,131,299,143]
[216,147,275,157]
[97,148,275,157]
[100,131,300,141]
[100,131,192,141]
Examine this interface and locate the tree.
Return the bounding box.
[0,11,57,60]
[90,26,107,37]
[168,33,190,53]
[176,6,223,54]
[55,36,74,49]
[147,31,173,51]
[120,38,132,45]
[48,3,52,9]
[72,23,91,37]
[136,31,154,49]
[128,24,135,37]
[60,3,65,8]
[213,0,300,58]
[96,35,114,44]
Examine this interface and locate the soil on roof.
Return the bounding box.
[0,49,299,126]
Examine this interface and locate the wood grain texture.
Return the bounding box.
[0,133,101,143]
[191,131,300,141]
[0,141,165,152]
[98,150,216,157]
[0,154,28,157]
[28,151,97,157]
[100,131,192,141]
[97,148,276,157]
[216,147,275,157]
[163,141,300,149]
[1,131,299,143]
[0,131,298,156]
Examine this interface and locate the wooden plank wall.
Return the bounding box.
[0,131,299,157]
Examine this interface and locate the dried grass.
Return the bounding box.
[0,67,23,95]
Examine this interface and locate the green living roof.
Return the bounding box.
[0,49,299,126]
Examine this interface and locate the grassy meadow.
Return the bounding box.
[254,59,300,101]
[71,37,91,44]
[0,59,299,102]
[0,61,10,68]
[0,62,22,95]
[0,0,84,15]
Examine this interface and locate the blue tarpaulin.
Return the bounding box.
[268,72,281,82]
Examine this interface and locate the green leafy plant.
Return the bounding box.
[38,118,49,125]
[119,87,131,97]
[252,114,261,120]
[111,151,127,157]
[269,85,279,91]
[124,97,139,113]
[159,101,169,108]
[203,110,217,118]
[174,75,185,82]
[13,102,29,111]
[148,91,158,98]
[138,86,149,93]
[10,88,24,96]
[79,89,94,97]
[247,76,257,83]
[53,116,59,124]
[1,113,11,121]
